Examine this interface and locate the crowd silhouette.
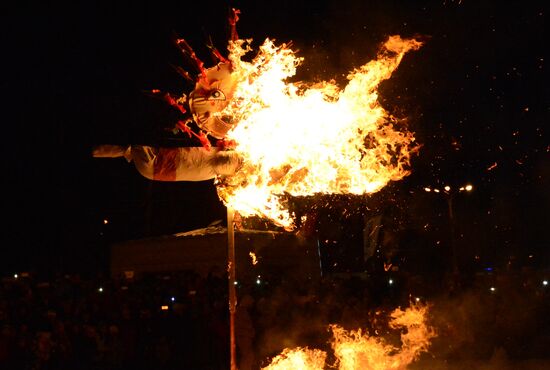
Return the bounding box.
[1,261,548,370]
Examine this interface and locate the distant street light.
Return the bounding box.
[424,182,474,274]
[459,184,474,192]
[424,183,474,195]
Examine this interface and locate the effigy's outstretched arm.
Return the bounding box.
[92,144,241,181]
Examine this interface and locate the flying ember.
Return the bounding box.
[249,251,258,265]
[216,35,423,228]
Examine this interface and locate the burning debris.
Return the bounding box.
[263,304,435,370]
[249,251,258,265]
[262,348,328,370]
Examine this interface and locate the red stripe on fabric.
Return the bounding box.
[153,148,180,181]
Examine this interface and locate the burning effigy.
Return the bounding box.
[93,8,422,231]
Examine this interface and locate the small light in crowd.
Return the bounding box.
[543,280,548,286]
[14,274,18,279]
[161,305,169,311]
[98,287,103,293]
[171,297,175,302]
[490,286,496,292]
[234,281,238,285]
[256,278,261,285]
[459,186,465,191]
[424,187,431,192]
[465,184,473,191]
[103,219,109,225]
[388,279,393,285]
[433,188,440,193]
[415,297,420,302]
[444,185,451,192]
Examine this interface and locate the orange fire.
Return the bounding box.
[263,304,435,370]
[216,35,423,228]
[262,347,327,370]
[249,251,258,265]
[331,305,435,370]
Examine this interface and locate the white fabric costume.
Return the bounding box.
[92,145,241,181]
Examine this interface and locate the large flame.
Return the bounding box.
[331,305,435,370]
[262,347,327,370]
[263,305,435,370]
[216,35,422,228]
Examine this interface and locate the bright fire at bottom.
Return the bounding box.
[262,304,435,370]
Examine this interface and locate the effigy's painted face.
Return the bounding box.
[189,63,237,139]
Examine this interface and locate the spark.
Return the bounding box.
[249,252,258,265]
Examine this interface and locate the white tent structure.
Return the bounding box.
[110,225,322,282]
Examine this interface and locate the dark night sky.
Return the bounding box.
[1,0,548,274]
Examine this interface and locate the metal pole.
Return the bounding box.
[447,195,458,275]
[227,207,237,370]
